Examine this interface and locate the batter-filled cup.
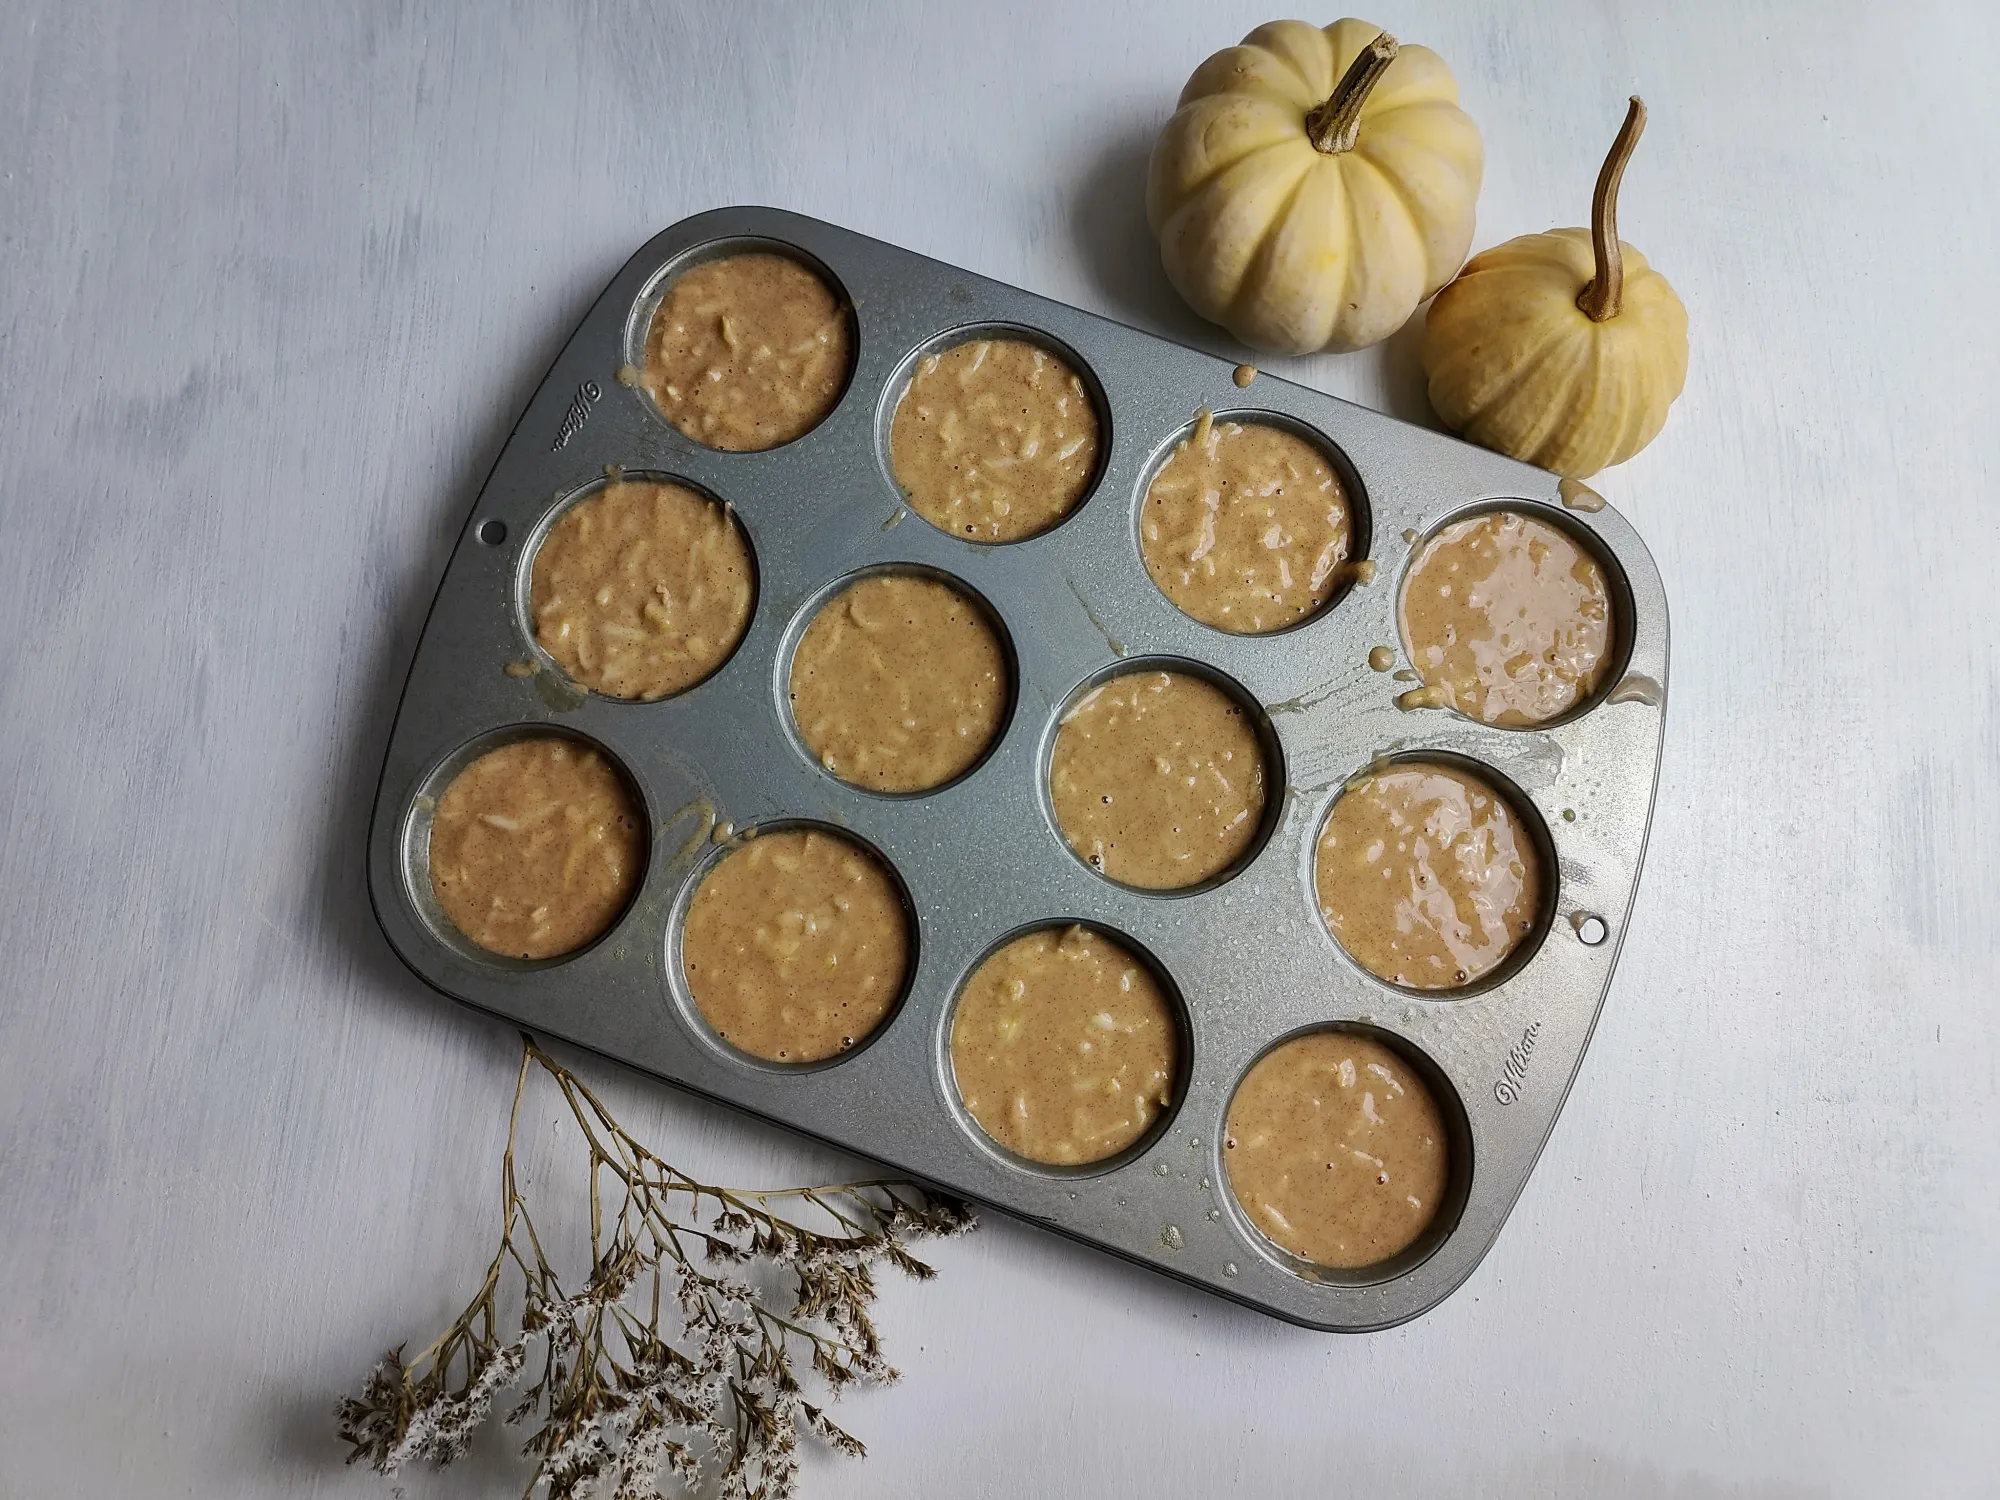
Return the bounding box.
[1315,759,1543,990]
[529,477,755,700]
[888,336,1100,542]
[1140,411,1355,633]
[680,828,910,1064]
[1225,1030,1450,1270]
[427,737,646,960]
[788,572,1009,793]
[1399,509,1615,725]
[639,251,852,451]
[950,925,1179,1166]
[1048,667,1268,890]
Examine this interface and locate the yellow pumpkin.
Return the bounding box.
[1146,20,1483,355]
[1422,98,1689,478]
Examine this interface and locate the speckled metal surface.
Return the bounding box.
[366,206,1667,1330]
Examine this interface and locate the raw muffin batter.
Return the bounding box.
[680,828,909,1063]
[789,573,1009,792]
[888,338,1099,542]
[642,252,851,451]
[1049,669,1266,889]
[950,926,1178,1166]
[530,478,754,700]
[1400,509,1614,725]
[428,738,645,960]
[1315,761,1543,990]
[1140,413,1354,633]
[1224,1031,1449,1269]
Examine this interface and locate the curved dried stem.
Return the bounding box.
[1578,96,1647,322]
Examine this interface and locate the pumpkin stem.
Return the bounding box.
[1577,96,1647,323]
[1304,32,1399,154]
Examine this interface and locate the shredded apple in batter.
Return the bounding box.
[1226,1031,1448,1268]
[951,926,1177,1166]
[789,573,1008,792]
[680,829,909,1063]
[1141,412,1353,632]
[889,338,1099,542]
[1400,509,1614,725]
[642,253,851,451]
[1049,669,1266,890]
[428,738,645,960]
[530,478,753,700]
[1315,760,1542,989]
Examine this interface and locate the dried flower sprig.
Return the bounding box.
[337,1033,974,1499]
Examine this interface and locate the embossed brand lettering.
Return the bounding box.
[1493,1021,1542,1105]
[551,379,603,451]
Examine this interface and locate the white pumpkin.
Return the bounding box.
[1146,19,1483,355]
[1421,98,1689,477]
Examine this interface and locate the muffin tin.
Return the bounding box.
[366,206,1668,1331]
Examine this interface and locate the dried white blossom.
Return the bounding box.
[335,1034,974,1500]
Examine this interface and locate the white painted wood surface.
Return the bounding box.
[2,1,1995,1494]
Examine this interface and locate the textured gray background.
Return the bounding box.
[2,2,1994,1496]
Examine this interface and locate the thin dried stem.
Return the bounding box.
[336,1033,975,1500]
[1578,96,1647,323]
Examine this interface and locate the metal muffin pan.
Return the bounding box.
[367,206,1668,1331]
